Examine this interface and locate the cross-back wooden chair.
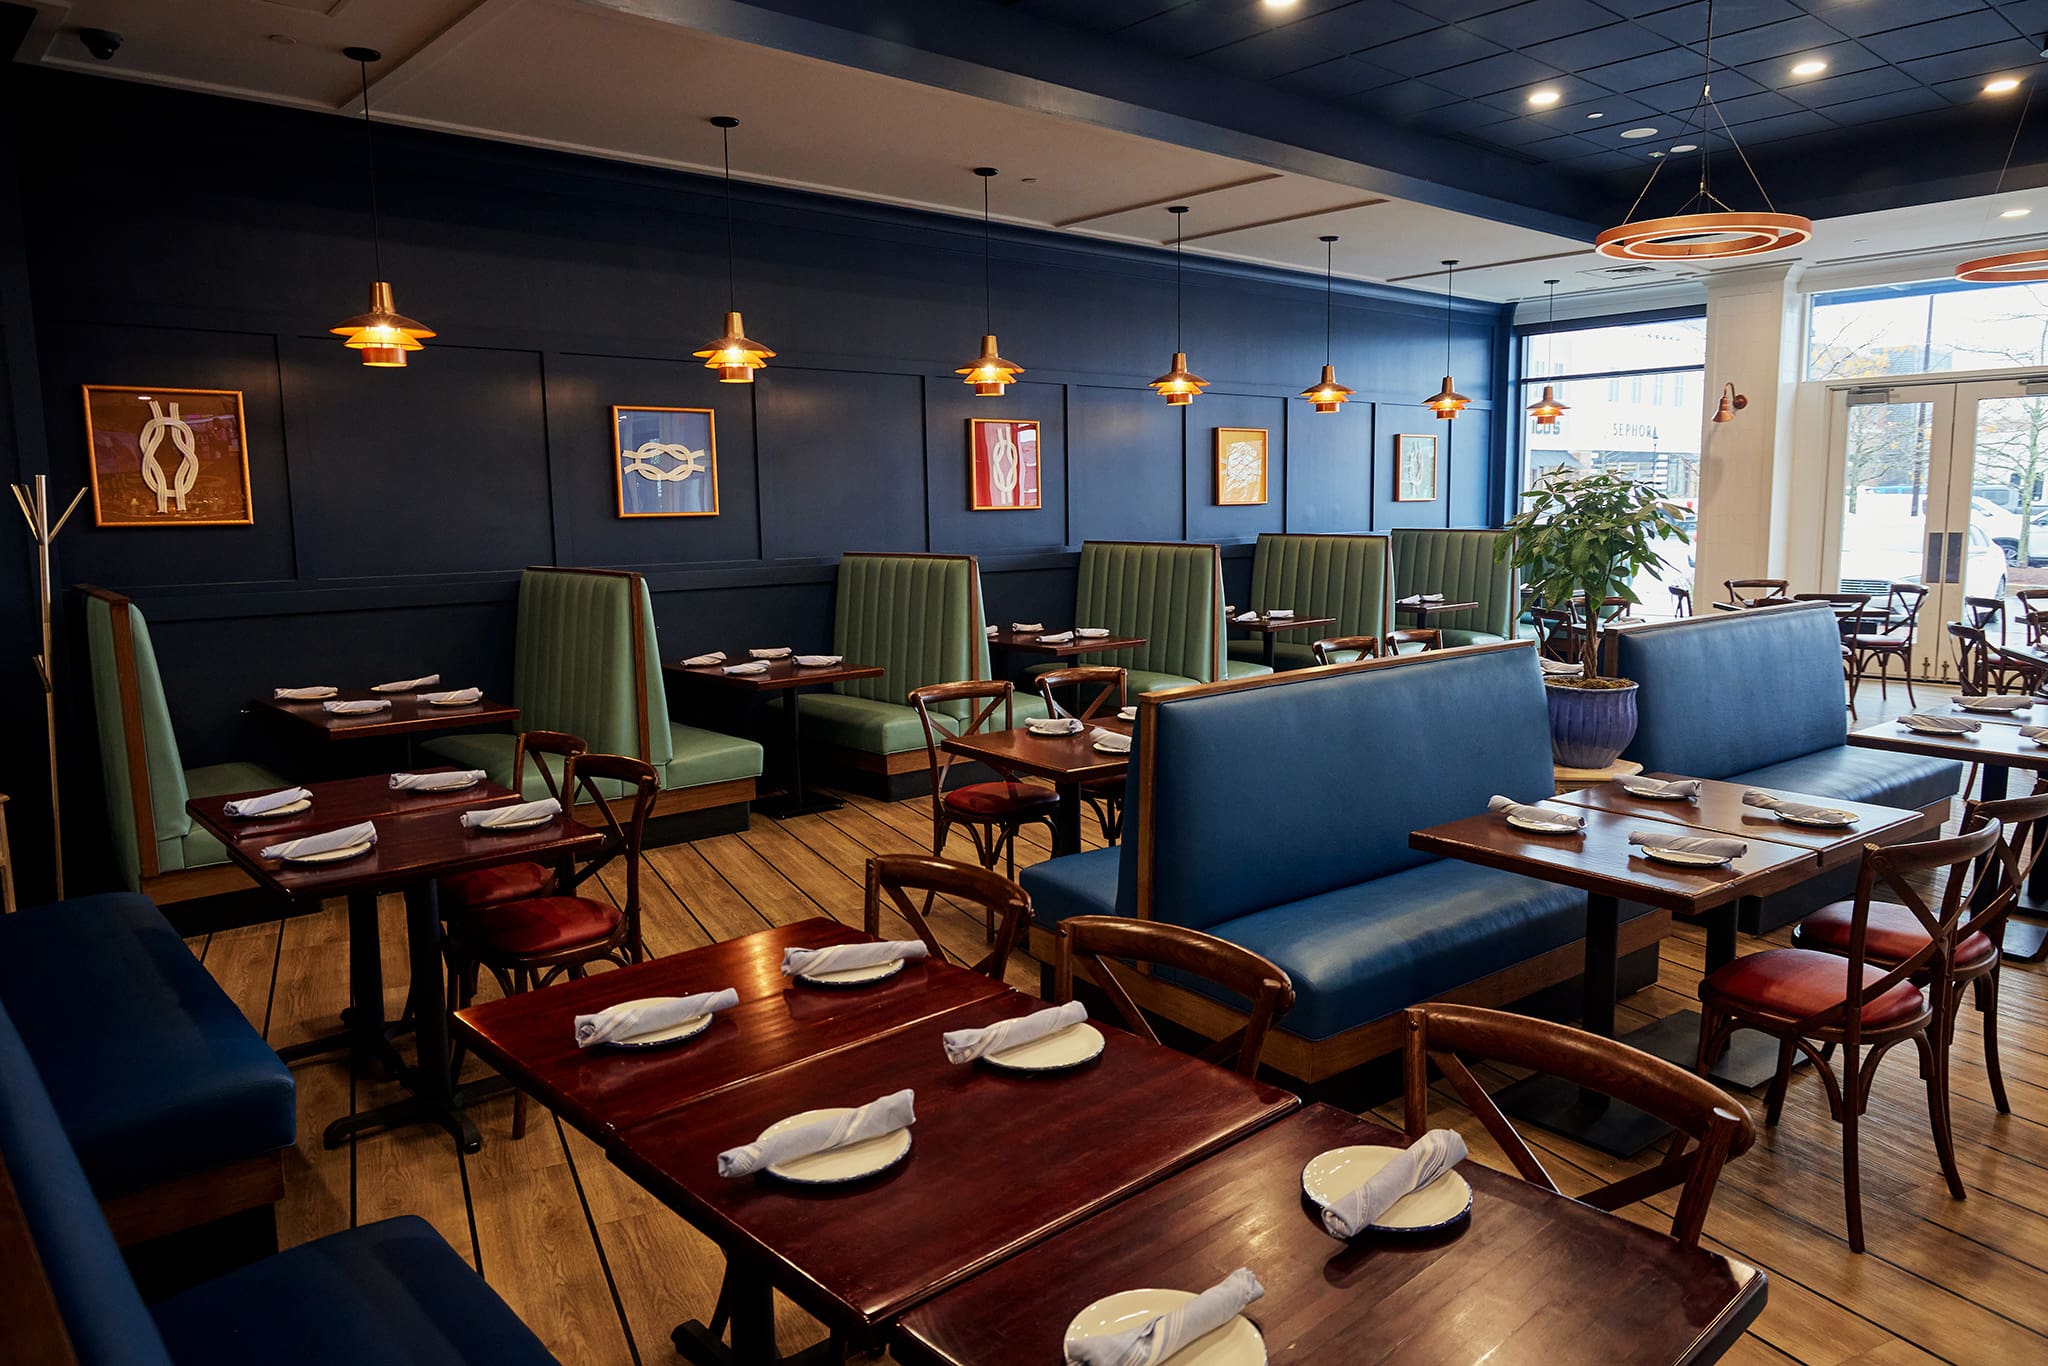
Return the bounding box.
[908,680,1057,936]
[1721,578,1790,609]
[436,729,587,915]
[1963,595,2007,643]
[1527,607,1579,662]
[1053,916,1294,1077]
[1402,1004,1753,1248]
[1310,635,1379,665]
[862,854,1030,980]
[1668,584,1693,617]
[1034,666,1127,843]
[1698,815,2001,1252]
[2016,586,2048,647]
[1382,628,1443,656]
[1982,637,2048,697]
[1846,582,1928,706]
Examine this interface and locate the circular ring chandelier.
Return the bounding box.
[1955,249,2048,283]
[1594,211,1812,262]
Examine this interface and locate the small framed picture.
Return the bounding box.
[969,418,1041,510]
[1214,427,1268,506]
[613,405,719,517]
[1394,433,1438,503]
[83,385,253,527]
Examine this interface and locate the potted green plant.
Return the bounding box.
[1496,469,1693,769]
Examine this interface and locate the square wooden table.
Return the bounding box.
[666,657,884,819]
[454,918,1012,1142]
[1228,611,1338,668]
[610,991,1298,1365]
[938,719,1131,854]
[892,1102,1766,1366]
[253,688,518,742]
[1395,595,1479,622]
[984,628,1145,660]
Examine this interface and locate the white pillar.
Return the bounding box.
[1693,263,1804,605]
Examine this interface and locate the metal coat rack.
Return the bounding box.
[13,474,85,898]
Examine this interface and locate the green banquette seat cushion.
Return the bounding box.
[1391,528,1515,646]
[1033,541,1229,694]
[1226,533,1394,671]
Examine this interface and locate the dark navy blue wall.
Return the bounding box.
[2,70,1506,891]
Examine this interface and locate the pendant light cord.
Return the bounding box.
[356,55,383,282]
[1443,261,1455,373]
[982,173,993,334]
[719,121,737,314]
[1175,212,1185,351]
[1323,239,1334,362]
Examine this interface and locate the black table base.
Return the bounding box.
[1969,762,2047,961]
[756,690,842,821]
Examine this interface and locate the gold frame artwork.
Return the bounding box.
[82,385,253,528]
[612,405,721,518]
[1393,433,1438,503]
[1214,427,1269,506]
[968,418,1043,511]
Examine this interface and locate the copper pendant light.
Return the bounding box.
[693,117,775,383]
[1299,235,1353,414]
[329,48,434,367]
[1595,0,1812,263]
[1957,80,2048,282]
[1525,278,1568,431]
[1422,260,1469,420]
[1150,206,1207,406]
[956,167,1023,396]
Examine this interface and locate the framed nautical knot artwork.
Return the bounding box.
[1214,427,1268,506]
[1394,433,1439,503]
[82,385,252,527]
[613,405,719,518]
[969,418,1041,511]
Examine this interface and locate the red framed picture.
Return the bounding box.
[969,418,1041,511]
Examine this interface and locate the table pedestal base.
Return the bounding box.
[323,1091,482,1154]
[754,791,844,820]
[1495,1074,1673,1157]
[1621,1010,1802,1091]
[2001,910,2048,962]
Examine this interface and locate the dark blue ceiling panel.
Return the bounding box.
[1462,0,1623,47]
[1817,87,1952,124]
[1580,46,1720,92]
[1731,38,1884,85]
[1703,88,1805,124]
[1894,39,2044,88]
[1700,16,1844,67]
[1360,24,1509,74]
[1860,11,2028,64]
[1526,21,1673,71]
[1794,0,1993,39]
[1784,63,1921,108]
[1630,68,1765,109]
[1635,2,1805,47]
[1275,54,1407,99]
[1423,50,1568,97]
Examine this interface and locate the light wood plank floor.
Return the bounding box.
[184,678,2048,1366]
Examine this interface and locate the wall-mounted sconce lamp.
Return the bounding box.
[1712,382,1748,423]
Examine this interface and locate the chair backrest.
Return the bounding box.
[1054,915,1294,1075]
[1247,533,1393,642]
[1958,789,2048,952]
[1402,1004,1754,1247]
[1389,528,1515,639]
[1963,596,2006,640]
[832,554,987,714]
[863,854,1030,978]
[1947,622,1988,694]
[1886,583,1929,638]
[1310,635,1378,666]
[1072,541,1224,682]
[80,587,192,891]
[908,680,1016,823]
[513,568,664,767]
[1668,584,1693,616]
[1527,606,1578,662]
[511,729,588,806]
[1034,666,1126,721]
[1383,628,1442,655]
[1612,604,1850,778]
[564,751,661,960]
[1722,578,1789,607]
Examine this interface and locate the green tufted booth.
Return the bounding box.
[1390,528,1517,647]
[422,568,761,819]
[81,587,283,902]
[1226,533,1394,670]
[1040,540,1255,695]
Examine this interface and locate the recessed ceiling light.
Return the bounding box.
[1619,126,1660,139]
[1586,111,1604,119]
[1986,77,2023,94]
[1528,88,1561,107]
[2003,207,2033,218]
[1790,59,1826,77]
[1261,0,1298,9]
[1670,143,1698,153]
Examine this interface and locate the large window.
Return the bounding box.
[1809,278,2048,380]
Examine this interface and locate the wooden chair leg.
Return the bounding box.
[1978,973,2011,1115]
[1763,1038,1797,1128]
[1842,1044,1866,1254]
[1902,653,1917,707]
[1915,1029,1966,1201]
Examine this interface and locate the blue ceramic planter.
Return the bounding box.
[1545,680,1640,770]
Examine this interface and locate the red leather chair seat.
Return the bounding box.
[439,861,554,912]
[1079,774,1125,795]
[1705,948,1927,1029]
[944,781,1059,818]
[1792,900,1998,972]
[455,896,620,957]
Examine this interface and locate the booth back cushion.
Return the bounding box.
[833,554,983,708]
[84,593,188,890]
[1615,604,1849,778]
[513,568,658,763]
[1248,533,1392,642]
[1128,645,1555,931]
[1391,529,1515,639]
[1074,541,1222,683]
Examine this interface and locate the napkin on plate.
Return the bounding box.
[2024,724,2048,743]
[722,660,771,675]
[1029,717,1084,735]
[1076,627,1111,638]
[1318,1131,1467,1239]
[1487,795,1584,830]
[460,798,562,830]
[372,673,440,692]
[986,625,998,637]
[1091,727,1132,754]
[1039,631,1076,644]
[223,787,310,818]
[574,989,739,1048]
[1899,713,1979,733]
[1629,831,1748,859]
[260,821,376,861]
[1233,612,1260,623]
[1958,694,2032,712]
[274,686,335,700]
[748,647,792,659]
[683,651,727,667]
[794,655,842,667]
[1402,593,1446,605]
[716,1089,915,1178]
[418,687,482,705]
[322,698,392,715]
[1266,608,1295,619]
[945,1001,1088,1065]
[1065,1268,1265,1366]
[1742,789,1850,824]
[1538,657,1583,676]
[1010,622,1044,633]
[1625,777,1701,800]
[781,939,929,978]
[389,769,487,791]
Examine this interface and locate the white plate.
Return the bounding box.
[602,1000,713,1050]
[232,797,312,819]
[794,655,843,667]
[1506,814,1582,835]
[1117,706,1138,722]
[1093,739,1132,756]
[476,813,553,833]
[1064,1290,1265,1366]
[762,1108,912,1184]
[1957,699,2029,714]
[1301,1145,1473,1234]
[796,957,907,988]
[1027,718,1084,736]
[427,695,480,707]
[1620,782,1692,801]
[748,647,793,659]
[1899,719,1976,739]
[1639,847,1734,867]
[282,841,374,866]
[983,1022,1105,1073]
[1774,808,1857,829]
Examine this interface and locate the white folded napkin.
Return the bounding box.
[1487,795,1584,830]
[1028,716,1084,735]
[1117,706,1137,721]
[417,687,482,705]
[1076,627,1110,638]
[1266,608,1294,619]
[1899,713,1979,733]
[223,787,311,818]
[945,1001,1087,1064]
[460,798,562,829]
[2024,724,2048,742]
[1625,777,1701,800]
[390,769,487,791]
[722,660,771,675]
[1411,593,1447,604]
[1011,622,1044,633]
[574,989,739,1048]
[1233,612,1259,623]
[1958,694,2032,712]
[1630,831,1748,859]
[1538,657,1583,676]
[1224,605,1235,616]
[794,654,843,667]
[781,939,929,978]
[985,625,998,637]
[274,686,335,700]
[748,647,792,659]
[321,698,392,715]
[683,651,727,667]
[1038,631,1076,644]
[260,821,377,861]
[372,673,439,692]
[1318,1131,1467,1239]
[1090,727,1132,754]
[1742,789,1851,824]
[1066,1268,1265,1366]
[717,1089,915,1178]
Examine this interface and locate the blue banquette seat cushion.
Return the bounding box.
[0,892,295,1197]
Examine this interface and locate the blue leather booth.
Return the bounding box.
[1613,603,1960,930]
[0,893,295,1245]
[1021,643,1664,1080]
[0,1003,558,1365]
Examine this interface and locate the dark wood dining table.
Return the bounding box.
[891,1101,1766,1366]
[1395,595,1480,622]
[1229,610,1337,667]
[983,627,1145,660]
[938,717,1131,855]
[253,687,518,743]
[666,656,884,819]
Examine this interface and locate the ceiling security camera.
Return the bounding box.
[77,29,123,61]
